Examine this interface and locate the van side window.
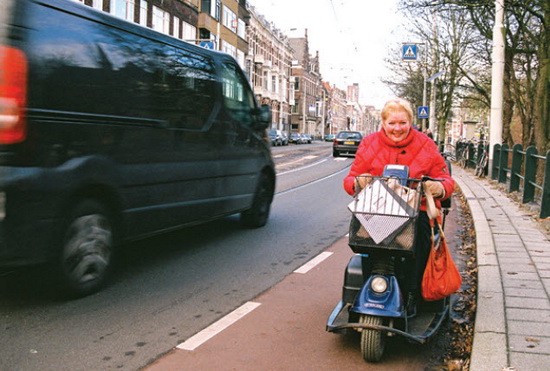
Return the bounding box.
[27,13,217,131]
[221,62,255,127]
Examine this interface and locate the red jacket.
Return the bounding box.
[344,129,454,207]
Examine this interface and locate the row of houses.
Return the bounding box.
[71,0,380,137]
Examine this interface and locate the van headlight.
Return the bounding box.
[370,276,388,293]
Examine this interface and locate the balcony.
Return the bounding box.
[254,54,265,65]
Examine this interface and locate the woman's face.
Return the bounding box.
[382,110,412,143]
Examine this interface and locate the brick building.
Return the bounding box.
[246,5,294,132]
[288,29,323,136]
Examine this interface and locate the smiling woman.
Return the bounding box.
[381,98,414,143]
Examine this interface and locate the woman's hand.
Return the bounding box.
[354,173,373,192]
[424,180,445,198]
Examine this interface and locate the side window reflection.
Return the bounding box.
[221,63,255,127]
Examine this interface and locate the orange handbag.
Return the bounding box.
[421,218,462,301]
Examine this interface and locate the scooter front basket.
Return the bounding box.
[348,177,421,255]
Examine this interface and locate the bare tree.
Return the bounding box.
[399,0,549,153]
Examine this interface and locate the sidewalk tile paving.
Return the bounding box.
[454,165,550,371]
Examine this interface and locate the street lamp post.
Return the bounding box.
[427,70,444,140]
[489,0,505,171]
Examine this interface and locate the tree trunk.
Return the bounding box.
[532,4,550,153]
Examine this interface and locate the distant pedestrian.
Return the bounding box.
[426,129,434,140]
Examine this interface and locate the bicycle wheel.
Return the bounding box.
[475,156,487,177]
[459,153,467,168]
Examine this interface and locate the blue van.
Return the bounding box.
[0,0,275,296]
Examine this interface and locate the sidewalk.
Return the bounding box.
[453,166,550,370]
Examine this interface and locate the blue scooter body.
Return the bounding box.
[350,274,404,318]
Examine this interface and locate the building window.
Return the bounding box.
[173,16,180,38]
[139,0,147,26]
[182,21,197,41]
[111,0,134,21]
[222,6,237,33]
[215,0,221,21]
[202,0,220,20]
[72,0,102,9]
[272,76,277,93]
[236,50,245,69]
[152,6,170,35]
[237,19,246,39]
[263,71,268,90]
[222,41,236,58]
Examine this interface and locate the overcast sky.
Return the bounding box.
[249,0,407,109]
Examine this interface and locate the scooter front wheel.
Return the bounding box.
[360,314,385,362]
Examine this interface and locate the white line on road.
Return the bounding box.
[177,302,261,351]
[278,158,326,175]
[294,251,334,274]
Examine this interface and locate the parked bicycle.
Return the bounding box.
[474,145,489,177]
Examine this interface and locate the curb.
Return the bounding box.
[454,172,508,370]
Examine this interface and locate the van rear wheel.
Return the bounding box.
[241,173,274,228]
[58,200,113,297]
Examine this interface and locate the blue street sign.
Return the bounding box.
[402,44,418,61]
[418,106,429,118]
[200,41,215,50]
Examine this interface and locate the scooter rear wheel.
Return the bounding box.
[360,314,385,362]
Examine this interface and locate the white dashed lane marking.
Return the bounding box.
[176,251,335,351]
[177,302,261,351]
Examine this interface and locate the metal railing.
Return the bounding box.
[491,143,550,219]
[442,141,549,219]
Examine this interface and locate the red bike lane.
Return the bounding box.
[144,237,438,370]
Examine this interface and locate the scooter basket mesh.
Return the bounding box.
[348,214,419,255]
[347,177,421,255]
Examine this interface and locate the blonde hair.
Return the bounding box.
[381,98,414,123]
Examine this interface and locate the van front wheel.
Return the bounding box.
[58,200,113,297]
[241,173,274,228]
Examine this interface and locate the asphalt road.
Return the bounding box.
[0,142,352,370]
[0,142,462,370]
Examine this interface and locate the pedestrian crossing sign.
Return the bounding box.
[418,106,429,118]
[402,44,418,61]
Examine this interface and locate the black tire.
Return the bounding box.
[333,150,339,157]
[241,173,274,228]
[57,200,114,297]
[475,158,487,177]
[459,155,467,169]
[360,314,386,362]
[474,164,482,177]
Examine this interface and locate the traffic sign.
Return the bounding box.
[418,106,429,118]
[402,44,418,61]
[200,41,215,49]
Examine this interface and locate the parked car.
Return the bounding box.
[324,134,336,142]
[269,129,283,146]
[0,0,275,297]
[333,131,363,157]
[280,132,289,145]
[289,133,302,144]
[302,133,313,144]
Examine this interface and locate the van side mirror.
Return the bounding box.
[256,104,272,129]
